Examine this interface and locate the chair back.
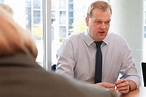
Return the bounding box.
[141,62,146,87]
[51,64,56,71]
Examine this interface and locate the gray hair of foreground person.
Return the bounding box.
[0,7,37,58]
[0,3,13,15]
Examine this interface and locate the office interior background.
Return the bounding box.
[0,0,145,84]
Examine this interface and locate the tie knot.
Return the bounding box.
[95,41,102,48]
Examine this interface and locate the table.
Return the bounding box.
[120,86,146,97]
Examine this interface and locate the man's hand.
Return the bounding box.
[114,79,130,94]
[94,82,116,91]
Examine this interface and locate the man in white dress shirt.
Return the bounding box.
[56,0,140,94]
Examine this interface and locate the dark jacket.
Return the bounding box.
[0,53,118,97]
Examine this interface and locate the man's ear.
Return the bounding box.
[85,17,89,26]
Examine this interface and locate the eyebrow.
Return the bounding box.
[92,18,111,22]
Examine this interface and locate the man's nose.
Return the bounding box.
[100,23,106,29]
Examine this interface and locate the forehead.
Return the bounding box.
[91,8,111,20]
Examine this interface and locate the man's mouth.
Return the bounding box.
[99,31,105,33]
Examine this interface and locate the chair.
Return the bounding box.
[141,62,146,87]
[51,64,56,71]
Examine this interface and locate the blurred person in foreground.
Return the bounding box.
[56,0,140,95]
[0,4,119,97]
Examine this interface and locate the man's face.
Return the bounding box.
[85,8,111,41]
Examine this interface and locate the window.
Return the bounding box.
[33,0,40,9]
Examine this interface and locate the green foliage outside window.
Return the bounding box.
[69,18,87,35]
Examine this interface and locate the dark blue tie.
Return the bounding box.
[94,41,102,83]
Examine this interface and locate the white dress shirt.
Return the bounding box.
[56,31,140,87]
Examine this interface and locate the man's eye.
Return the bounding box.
[94,21,102,24]
[105,21,110,24]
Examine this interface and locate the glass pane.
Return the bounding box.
[25,1,31,29]
[59,17,66,25]
[59,26,66,37]
[60,11,66,17]
[68,18,73,25]
[68,26,73,35]
[51,0,55,9]
[33,0,40,9]
[144,26,146,38]
[145,11,146,17]
[68,11,73,17]
[33,10,41,24]
[59,0,66,9]
[145,1,146,9]
[68,3,73,10]
[51,11,55,17]
[69,0,73,2]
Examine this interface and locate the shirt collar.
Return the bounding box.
[81,31,111,46]
[103,33,111,45]
[82,31,94,46]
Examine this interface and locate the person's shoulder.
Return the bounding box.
[64,32,84,42]
[68,32,83,39]
[109,32,126,42]
[109,32,123,38]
